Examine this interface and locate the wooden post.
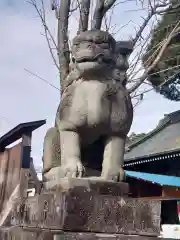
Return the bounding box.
[0,132,32,226]
[21,133,32,169]
[19,132,32,198]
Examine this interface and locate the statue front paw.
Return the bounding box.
[101,167,125,182]
[106,82,120,96]
[61,160,86,178]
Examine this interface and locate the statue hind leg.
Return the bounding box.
[59,130,85,178]
[101,135,125,182]
[42,127,61,181]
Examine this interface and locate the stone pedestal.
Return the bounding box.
[0,228,162,240]
[43,177,129,196]
[8,178,161,240]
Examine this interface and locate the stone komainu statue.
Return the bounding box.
[42,30,133,182]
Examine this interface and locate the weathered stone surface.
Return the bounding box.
[0,227,53,240]
[10,187,161,236]
[43,178,129,196]
[43,29,133,182]
[0,228,161,240]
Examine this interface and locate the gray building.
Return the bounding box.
[124,110,180,176]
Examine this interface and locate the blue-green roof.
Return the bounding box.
[125,170,180,187]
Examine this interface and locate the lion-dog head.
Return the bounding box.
[71,30,116,77]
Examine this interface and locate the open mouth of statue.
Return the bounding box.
[72,54,114,64]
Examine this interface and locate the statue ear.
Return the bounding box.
[115,41,133,57]
[114,41,133,88]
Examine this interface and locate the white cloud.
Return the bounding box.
[0,1,179,169]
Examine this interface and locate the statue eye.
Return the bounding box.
[100,43,109,49]
[87,44,92,49]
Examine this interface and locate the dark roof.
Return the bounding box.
[125,110,180,161]
[0,120,46,150]
[125,170,180,187]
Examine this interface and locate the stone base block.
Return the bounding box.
[43,177,129,196]
[0,228,161,240]
[10,179,161,237]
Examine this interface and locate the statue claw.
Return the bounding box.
[101,167,125,182]
[63,160,85,178]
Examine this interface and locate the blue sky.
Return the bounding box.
[0,0,179,169]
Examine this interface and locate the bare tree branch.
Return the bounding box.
[132,2,169,46]
[41,0,60,70]
[128,21,180,93]
[28,0,59,71]
[78,0,91,32]
[32,0,180,104]
[128,18,180,82]
[92,0,117,30]
[131,63,180,84]
[128,37,165,82]
[57,0,71,94]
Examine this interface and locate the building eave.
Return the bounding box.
[0,119,46,151]
[124,148,180,167]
